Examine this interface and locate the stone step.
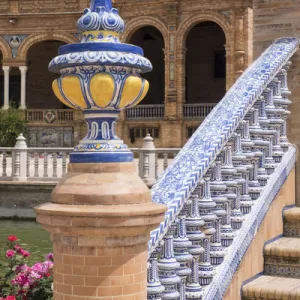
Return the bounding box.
[284,207,300,237]
[242,275,300,299]
[264,237,300,278]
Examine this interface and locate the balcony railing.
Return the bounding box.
[26,109,74,123]
[126,104,165,119]
[183,103,217,119]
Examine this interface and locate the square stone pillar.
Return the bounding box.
[35,162,166,299]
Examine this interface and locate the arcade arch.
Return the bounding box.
[185,21,226,104]
[129,26,165,105]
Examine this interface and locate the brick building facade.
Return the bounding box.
[0,0,253,148]
[1,0,299,188]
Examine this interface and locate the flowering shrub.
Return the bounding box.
[0,236,53,300]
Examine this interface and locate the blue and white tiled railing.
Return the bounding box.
[147,38,299,300]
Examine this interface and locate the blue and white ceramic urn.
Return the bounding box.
[49,0,152,163]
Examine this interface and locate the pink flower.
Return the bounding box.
[31,263,43,273]
[6,249,15,258]
[8,236,18,242]
[14,244,21,251]
[15,264,29,274]
[7,296,16,300]
[18,248,30,257]
[46,253,54,262]
[43,260,53,270]
[21,250,30,258]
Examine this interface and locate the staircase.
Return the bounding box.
[242,207,300,299]
[145,37,300,300]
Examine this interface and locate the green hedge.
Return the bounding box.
[0,108,27,147]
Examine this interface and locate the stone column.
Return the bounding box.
[2,66,10,110]
[19,66,28,110]
[234,9,245,80]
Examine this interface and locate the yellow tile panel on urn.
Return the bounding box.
[61,76,88,109]
[119,76,149,108]
[52,79,76,109]
[90,73,115,108]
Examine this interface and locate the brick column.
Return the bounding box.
[36,162,166,300]
[234,8,246,80]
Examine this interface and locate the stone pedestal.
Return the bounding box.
[35,162,166,300]
[36,1,164,298]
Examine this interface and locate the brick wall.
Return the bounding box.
[253,0,300,205]
[0,0,251,148]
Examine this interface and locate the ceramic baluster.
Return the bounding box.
[238,120,261,200]
[230,133,246,228]
[247,106,269,186]
[174,213,192,300]
[265,81,284,162]
[158,227,181,300]
[277,68,292,151]
[209,163,226,264]
[196,178,216,285]
[148,249,165,300]
[257,94,276,175]
[185,247,203,300]
[185,195,204,299]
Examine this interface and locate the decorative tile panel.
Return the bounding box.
[1,35,28,59]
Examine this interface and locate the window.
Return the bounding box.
[129,127,160,143]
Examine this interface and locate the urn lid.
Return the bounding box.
[48,0,152,74]
[77,0,125,34]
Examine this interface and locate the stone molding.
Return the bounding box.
[17,32,78,60]
[0,36,12,60]
[121,15,168,46]
[176,10,231,48]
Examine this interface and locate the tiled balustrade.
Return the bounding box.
[146,38,299,300]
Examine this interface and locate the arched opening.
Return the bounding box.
[129,26,165,105]
[185,21,226,104]
[0,50,21,108]
[26,40,66,109]
[9,69,21,108]
[0,50,3,107]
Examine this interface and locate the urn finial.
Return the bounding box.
[49,0,152,163]
[90,0,112,11]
